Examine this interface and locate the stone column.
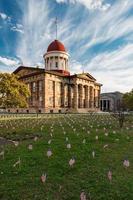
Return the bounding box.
[108,100,110,111]
[66,59,69,70]
[48,58,50,70]
[68,84,72,108]
[94,89,96,108]
[105,100,107,111]
[79,84,83,108]
[102,100,104,111]
[106,100,108,111]
[92,88,95,108]
[85,85,89,108]
[57,56,60,69]
[100,100,102,111]
[50,57,53,69]
[36,80,39,101]
[45,59,47,69]
[89,86,93,108]
[45,58,47,69]
[43,78,46,109]
[64,58,66,71]
[61,83,65,108]
[96,96,98,108]
[53,81,55,108]
[73,84,78,109]
[97,90,100,108]
[52,57,54,68]
[66,59,67,70]
[47,58,49,70]
[88,86,90,108]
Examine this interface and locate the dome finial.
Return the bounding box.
[55,17,58,40]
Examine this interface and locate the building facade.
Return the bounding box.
[13,40,102,113]
[100,92,123,112]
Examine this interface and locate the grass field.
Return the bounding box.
[0,113,133,200]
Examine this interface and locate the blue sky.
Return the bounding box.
[0,0,133,93]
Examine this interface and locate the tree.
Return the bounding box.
[111,101,125,128]
[0,73,30,108]
[123,89,133,111]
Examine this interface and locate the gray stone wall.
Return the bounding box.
[100,92,123,111]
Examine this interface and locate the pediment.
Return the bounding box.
[13,66,44,78]
[77,73,96,81]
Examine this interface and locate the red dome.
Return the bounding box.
[47,40,66,52]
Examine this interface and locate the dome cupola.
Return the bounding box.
[47,40,66,52]
[44,40,70,76]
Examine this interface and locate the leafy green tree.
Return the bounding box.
[0,73,30,108]
[123,89,133,110]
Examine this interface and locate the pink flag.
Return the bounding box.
[28,144,33,150]
[67,144,71,149]
[80,192,86,200]
[41,173,46,183]
[47,150,52,158]
[108,170,112,182]
[123,159,130,168]
[69,158,75,167]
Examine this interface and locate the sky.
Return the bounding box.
[0,0,133,93]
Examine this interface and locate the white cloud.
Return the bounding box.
[12,0,133,93]
[0,12,23,34]
[0,56,21,68]
[88,44,133,71]
[0,12,8,20]
[0,12,11,21]
[57,0,133,59]
[11,26,24,34]
[70,60,83,74]
[16,24,23,29]
[35,62,44,68]
[16,0,53,66]
[56,0,110,11]
[79,44,133,93]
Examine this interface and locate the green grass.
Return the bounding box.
[0,114,133,200]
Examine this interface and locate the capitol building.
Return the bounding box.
[13,40,102,113]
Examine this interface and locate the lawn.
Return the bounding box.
[0,113,133,200]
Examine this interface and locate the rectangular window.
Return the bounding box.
[56,62,58,68]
